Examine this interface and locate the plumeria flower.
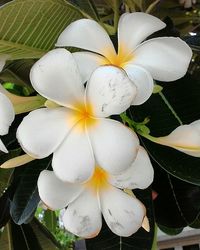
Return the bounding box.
[38,146,154,238]
[0,58,15,153]
[179,0,196,8]
[17,48,139,183]
[156,120,200,157]
[56,12,192,105]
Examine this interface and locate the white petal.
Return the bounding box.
[0,92,15,135]
[52,122,95,183]
[38,170,83,210]
[100,186,145,237]
[63,189,102,238]
[125,64,154,105]
[190,119,200,132]
[118,12,166,54]
[0,139,8,153]
[132,37,192,81]
[86,66,136,117]
[30,49,84,108]
[157,124,200,157]
[17,107,76,158]
[109,146,154,189]
[56,19,116,58]
[73,52,105,83]
[88,118,139,174]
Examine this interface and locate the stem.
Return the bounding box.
[145,0,160,14]
[120,113,158,143]
[158,92,183,125]
[137,130,158,143]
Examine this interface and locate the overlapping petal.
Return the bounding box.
[56,19,116,58]
[17,108,77,159]
[52,122,95,183]
[86,66,137,117]
[63,189,102,238]
[109,146,154,189]
[30,49,84,108]
[73,52,106,84]
[38,170,83,210]
[156,121,200,157]
[124,64,154,105]
[88,119,139,174]
[132,37,192,81]
[100,186,145,237]
[118,12,166,55]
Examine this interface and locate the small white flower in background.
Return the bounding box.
[156,120,200,157]
[17,48,140,183]
[56,12,192,105]
[38,146,153,238]
[179,0,196,8]
[0,58,15,153]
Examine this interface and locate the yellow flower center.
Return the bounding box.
[99,45,134,68]
[71,102,98,132]
[85,166,109,192]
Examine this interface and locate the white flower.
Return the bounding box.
[38,146,153,238]
[17,49,139,183]
[56,12,192,105]
[156,120,200,157]
[0,58,15,153]
[179,0,196,8]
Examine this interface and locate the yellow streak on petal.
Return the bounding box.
[85,166,110,193]
[101,44,134,68]
[71,102,98,133]
[0,154,35,169]
[156,137,200,152]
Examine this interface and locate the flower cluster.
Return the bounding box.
[0,12,196,238]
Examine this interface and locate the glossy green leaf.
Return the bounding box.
[0,59,36,94]
[0,0,84,60]
[130,74,200,185]
[0,149,21,196]
[86,188,154,250]
[0,189,11,228]
[0,218,60,250]
[158,225,183,236]
[152,163,200,228]
[10,157,52,225]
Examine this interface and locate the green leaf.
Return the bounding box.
[0,189,11,228]
[0,0,84,60]
[130,74,200,185]
[0,59,36,94]
[86,188,154,250]
[10,157,52,225]
[43,210,57,234]
[0,218,60,250]
[0,149,21,195]
[152,162,200,228]
[158,225,183,236]
[71,0,100,21]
